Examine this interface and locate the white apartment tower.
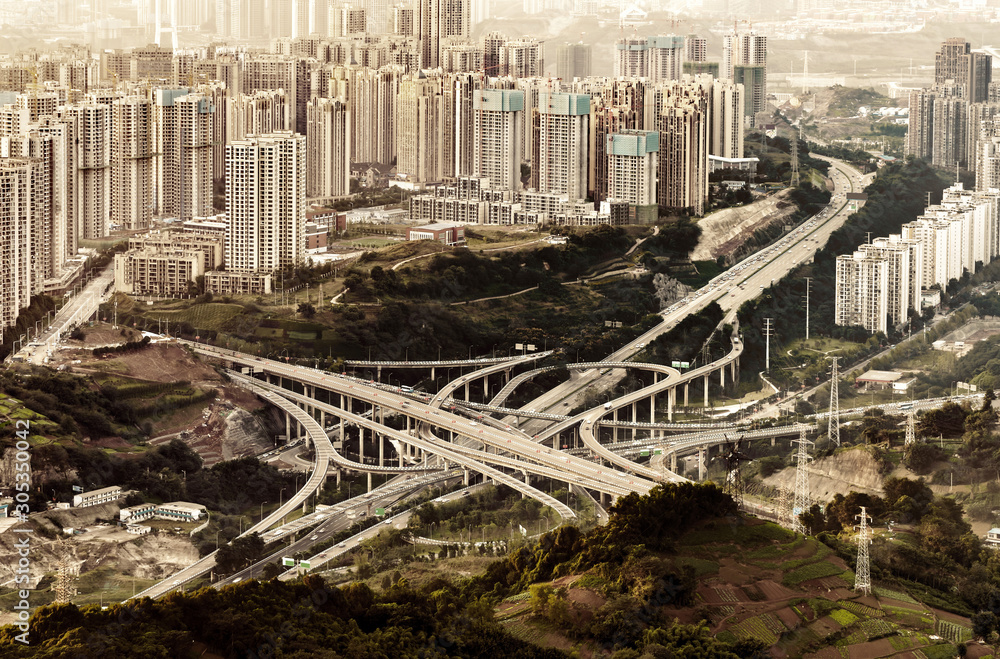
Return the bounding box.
[710,79,745,159]
[225,131,306,274]
[647,36,685,83]
[607,130,659,223]
[111,96,153,231]
[153,89,214,220]
[614,37,648,79]
[834,252,889,334]
[306,97,351,197]
[472,89,524,191]
[723,29,767,124]
[534,92,590,201]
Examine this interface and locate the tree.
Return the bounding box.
[972,611,996,641]
[297,302,316,318]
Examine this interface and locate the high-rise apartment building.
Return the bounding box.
[153,89,214,220]
[306,97,351,198]
[935,37,992,103]
[834,251,889,334]
[63,102,111,239]
[647,36,685,83]
[710,79,744,159]
[472,89,524,191]
[723,29,766,125]
[686,34,707,63]
[500,39,544,79]
[614,37,648,79]
[225,131,306,273]
[227,90,292,143]
[533,92,590,200]
[395,72,453,184]
[657,85,708,216]
[111,96,153,231]
[606,129,658,224]
[0,159,37,343]
[417,0,469,69]
[556,43,591,81]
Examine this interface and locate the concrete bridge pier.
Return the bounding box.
[667,388,675,421]
[613,408,618,442]
[376,366,381,382]
[367,472,373,492]
[698,446,706,480]
[704,374,710,408]
[684,383,689,408]
[631,402,637,440]
[463,469,470,486]
[464,382,470,401]
[649,394,655,423]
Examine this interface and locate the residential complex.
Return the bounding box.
[0,27,756,341]
[836,184,1000,335]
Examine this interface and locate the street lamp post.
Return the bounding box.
[279,488,286,509]
[259,501,267,521]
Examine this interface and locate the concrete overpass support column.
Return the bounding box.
[359,427,365,465]
[431,366,435,381]
[367,472,372,492]
[704,375,710,408]
[379,432,384,467]
[771,437,776,447]
[336,469,341,487]
[320,409,325,428]
[285,413,291,444]
[667,388,674,421]
[464,382,470,402]
[670,452,677,472]
[463,469,469,486]
[376,366,381,382]
[631,402,637,440]
[613,409,618,442]
[720,365,725,388]
[650,394,655,423]
[698,447,706,480]
[684,384,689,407]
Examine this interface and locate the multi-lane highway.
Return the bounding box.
[132,157,873,599]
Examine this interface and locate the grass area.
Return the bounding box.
[146,303,245,331]
[828,608,859,627]
[873,585,919,604]
[673,556,720,577]
[781,560,844,586]
[343,238,400,249]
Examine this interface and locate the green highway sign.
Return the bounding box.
[375,508,385,517]
[299,560,311,570]
[640,449,650,457]
[654,448,663,455]
[282,557,295,567]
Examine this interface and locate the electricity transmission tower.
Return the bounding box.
[904,408,916,446]
[777,486,792,529]
[790,126,801,187]
[792,430,813,535]
[854,507,873,595]
[828,357,840,447]
[764,318,773,371]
